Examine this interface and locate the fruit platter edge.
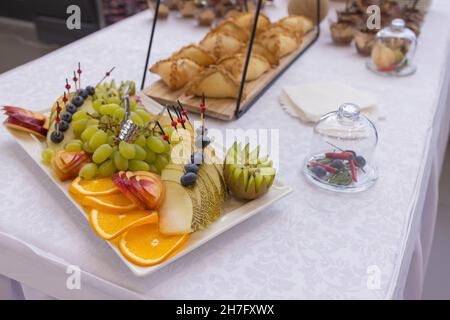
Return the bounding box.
[5,114,292,277]
[143,29,317,121]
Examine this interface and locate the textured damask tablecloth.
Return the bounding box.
[1,0,450,299]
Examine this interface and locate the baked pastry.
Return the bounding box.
[150,58,202,90]
[232,12,271,33]
[278,15,314,35]
[171,44,216,66]
[218,53,270,82]
[241,41,279,66]
[258,26,301,58]
[185,66,243,99]
[265,23,302,43]
[211,20,249,42]
[199,31,244,59]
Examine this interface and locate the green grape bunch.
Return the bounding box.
[51,80,176,179]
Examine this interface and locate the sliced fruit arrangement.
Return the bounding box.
[4,66,283,269]
[2,106,49,138]
[224,142,276,200]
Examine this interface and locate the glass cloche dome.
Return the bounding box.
[303,103,378,193]
[367,18,417,77]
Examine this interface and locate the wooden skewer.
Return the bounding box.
[73,71,78,92]
[167,106,178,132]
[55,101,62,133]
[77,62,82,90]
[97,66,116,86]
[65,78,71,96]
[173,105,186,129]
[156,121,170,144]
[177,100,190,122]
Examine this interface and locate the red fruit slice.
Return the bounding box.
[136,173,165,209]
[125,172,149,207]
[130,175,160,210]
[3,106,45,120]
[51,151,89,181]
[4,118,48,137]
[112,172,145,210]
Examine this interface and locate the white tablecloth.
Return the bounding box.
[1,0,450,300]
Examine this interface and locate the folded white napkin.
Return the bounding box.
[279,82,384,123]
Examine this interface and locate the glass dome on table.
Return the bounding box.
[367,18,417,77]
[303,103,378,193]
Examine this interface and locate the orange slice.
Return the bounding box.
[82,193,138,213]
[89,208,158,240]
[119,224,189,266]
[69,177,119,196]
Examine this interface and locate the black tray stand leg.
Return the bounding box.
[140,0,321,119]
[141,0,161,91]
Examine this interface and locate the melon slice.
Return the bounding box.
[159,181,194,235]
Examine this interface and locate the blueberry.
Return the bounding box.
[50,131,64,143]
[185,163,199,173]
[60,112,72,122]
[355,155,366,168]
[58,120,69,132]
[71,95,84,107]
[66,103,77,114]
[312,166,327,178]
[180,172,197,186]
[330,159,344,170]
[86,86,95,96]
[78,89,89,99]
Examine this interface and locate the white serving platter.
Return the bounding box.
[5,99,292,277]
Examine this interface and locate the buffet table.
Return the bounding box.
[1,0,450,300]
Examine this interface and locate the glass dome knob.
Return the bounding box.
[338,103,360,120]
[391,19,406,30]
